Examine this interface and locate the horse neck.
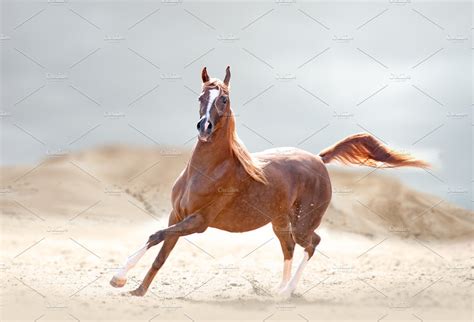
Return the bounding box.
[190,113,235,171]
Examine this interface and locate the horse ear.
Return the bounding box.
[223,66,231,86]
[201,67,210,83]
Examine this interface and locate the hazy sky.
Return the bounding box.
[1,0,472,209]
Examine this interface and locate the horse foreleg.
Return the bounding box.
[130,214,208,296]
[110,244,148,288]
[110,211,180,289]
[129,236,179,296]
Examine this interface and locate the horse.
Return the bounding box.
[110,66,428,297]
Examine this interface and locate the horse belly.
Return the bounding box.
[209,209,272,232]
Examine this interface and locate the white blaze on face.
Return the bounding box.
[203,89,220,130]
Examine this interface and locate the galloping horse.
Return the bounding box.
[110,66,428,297]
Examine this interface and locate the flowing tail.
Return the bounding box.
[319,133,429,168]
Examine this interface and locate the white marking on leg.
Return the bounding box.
[278,259,292,290]
[280,251,309,296]
[114,245,148,280]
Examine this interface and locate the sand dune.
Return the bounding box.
[2,145,470,239]
[0,146,472,321]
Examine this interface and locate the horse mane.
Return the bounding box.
[203,80,268,185]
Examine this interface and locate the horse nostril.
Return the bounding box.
[208,122,213,130]
[197,121,201,130]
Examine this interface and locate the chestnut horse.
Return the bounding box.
[110,66,427,297]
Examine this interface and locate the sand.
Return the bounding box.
[0,146,472,321]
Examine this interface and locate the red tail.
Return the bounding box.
[319,133,429,168]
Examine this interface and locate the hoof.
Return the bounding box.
[110,276,127,288]
[277,286,293,299]
[130,287,146,297]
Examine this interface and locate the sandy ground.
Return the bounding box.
[0,146,472,321]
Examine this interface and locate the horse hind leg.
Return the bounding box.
[272,221,295,292]
[279,231,321,298]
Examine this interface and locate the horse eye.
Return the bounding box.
[221,96,228,103]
